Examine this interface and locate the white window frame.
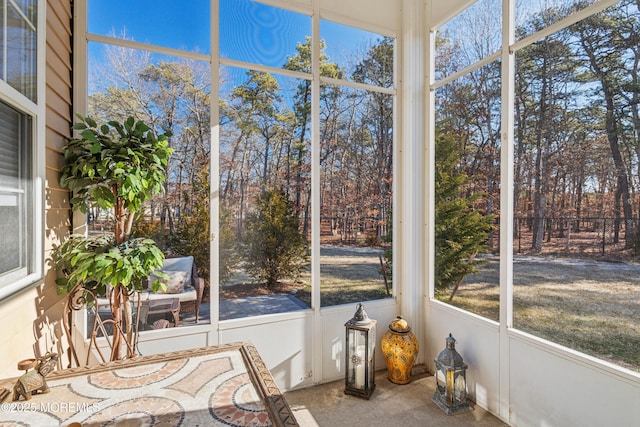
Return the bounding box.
[77,0,398,316]
[0,0,45,300]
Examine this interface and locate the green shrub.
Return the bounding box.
[242,189,309,287]
[434,126,495,298]
[169,167,212,283]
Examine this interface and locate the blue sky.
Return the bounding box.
[89,0,211,54]
[88,0,384,70]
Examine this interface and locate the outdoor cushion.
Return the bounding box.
[150,270,190,294]
[143,256,199,305]
[162,256,194,275]
[144,287,198,303]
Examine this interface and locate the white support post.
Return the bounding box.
[399,0,426,364]
[311,0,323,386]
[499,0,515,421]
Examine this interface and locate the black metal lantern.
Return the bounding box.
[432,334,472,415]
[344,303,376,399]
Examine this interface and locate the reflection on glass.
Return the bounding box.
[320,20,394,87]
[319,84,393,307]
[435,0,501,81]
[220,0,310,68]
[5,3,36,101]
[14,0,37,22]
[513,2,640,371]
[88,0,210,53]
[0,101,30,277]
[434,62,501,321]
[516,0,597,40]
[219,65,312,319]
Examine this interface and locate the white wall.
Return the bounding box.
[319,300,397,383]
[509,332,640,427]
[219,311,314,390]
[218,300,397,391]
[428,302,500,414]
[427,300,640,426]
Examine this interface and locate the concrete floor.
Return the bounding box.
[184,300,507,425]
[284,371,507,427]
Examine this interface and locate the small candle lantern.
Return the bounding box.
[432,334,472,415]
[344,303,376,399]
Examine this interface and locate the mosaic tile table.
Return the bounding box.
[0,342,298,427]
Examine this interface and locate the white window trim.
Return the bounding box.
[0,0,46,301]
[73,1,398,351]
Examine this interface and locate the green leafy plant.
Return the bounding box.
[52,115,172,360]
[242,189,309,288]
[53,235,166,298]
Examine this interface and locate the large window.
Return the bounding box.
[218,0,312,319]
[0,101,33,292]
[433,0,501,321]
[0,0,39,300]
[85,0,396,322]
[318,22,394,308]
[218,3,395,317]
[86,0,213,329]
[2,0,37,102]
[434,0,640,372]
[512,0,640,371]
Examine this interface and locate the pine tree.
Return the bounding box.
[434,126,495,300]
[243,189,309,287]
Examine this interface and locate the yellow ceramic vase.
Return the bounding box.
[381,316,419,385]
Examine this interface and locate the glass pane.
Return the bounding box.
[319,84,393,307]
[513,2,640,372]
[516,0,598,40]
[320,20,394,88]
[6,3,37,101]
[0,107,20,187]
[347,328,369,390]
[434,61,501,321]
[0,100,30,281]
[0,203,21,274]
[88,0,210,54]
[219,65,311,319]
[13,0,36,23]
[220,0,310,69]
[87,42,211,330]
[435,0,501,81]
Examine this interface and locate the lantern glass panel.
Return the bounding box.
[344,313,376,399]
[454,370,466,401]
[367,324,376,384]
[347,328,368,390]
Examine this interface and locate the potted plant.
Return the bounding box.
[53,115,172,361]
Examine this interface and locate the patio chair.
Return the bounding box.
[145,255,205,323]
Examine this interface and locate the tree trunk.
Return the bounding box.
[580,28,635,249]
[110,285,123,361]
[531,53,549,254]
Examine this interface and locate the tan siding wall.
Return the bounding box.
[0,0,72,378]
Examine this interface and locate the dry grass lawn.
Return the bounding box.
[220,245,390,308]
[220,245,640,372]
[443,256,640,372]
